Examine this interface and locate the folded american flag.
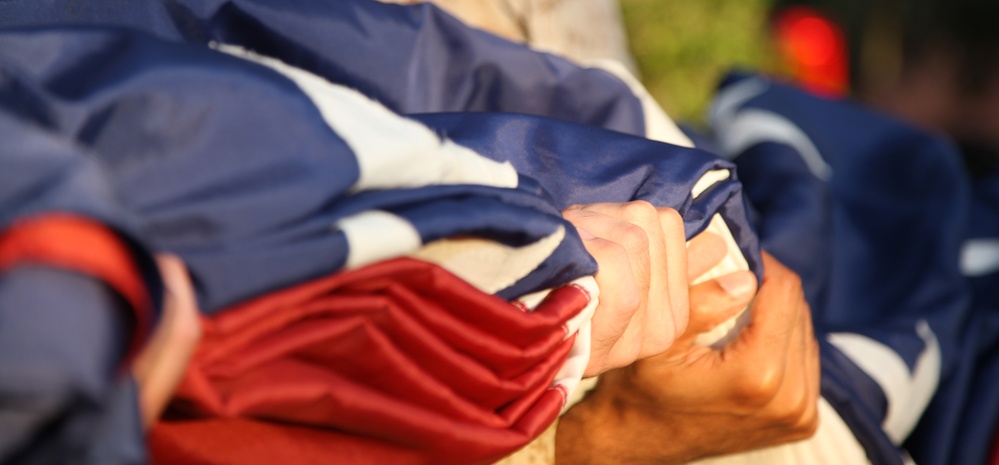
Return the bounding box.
[0,20,757,464]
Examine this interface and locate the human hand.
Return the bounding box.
[562,201,689,377]
[132,254,202,428]
[556,251,819,465]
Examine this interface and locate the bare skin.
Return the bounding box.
[556,251,820,464]
[131,254,202,428]
[563,201,690,377]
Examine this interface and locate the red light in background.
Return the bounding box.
[773,6,848,97]
[789,17,839,66]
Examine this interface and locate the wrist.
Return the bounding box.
[556,395,612,465]
[554,382,700,465]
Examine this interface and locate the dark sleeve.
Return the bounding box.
[0,266,146,465]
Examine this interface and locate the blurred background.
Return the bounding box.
[619,0,999,174]
[618,0,775,125]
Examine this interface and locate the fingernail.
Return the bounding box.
[717,271,755,297]
[576,227,595,240]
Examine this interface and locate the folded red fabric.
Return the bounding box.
[152,257,589,465]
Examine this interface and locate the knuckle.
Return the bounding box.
[776,389,819,438]
[784,412,820,443]
[561,207,595,226]
[771,394,808,428]
[657,207,683,228]
[587,237,627,268]
[618,222,651,253]
[777,266,803,293]
[595,236,626,258]
[786,270,801,289]
[621,200,658,222]
[732,369,782,408]
[787,273,804,296]
[561,208,583,224]
[798,404,820,437]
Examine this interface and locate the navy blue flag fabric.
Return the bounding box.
[0,0,649,138]
[958,171,999,465]
[0,20,758,465]
[965,172,999,309]
[708,72,996,465]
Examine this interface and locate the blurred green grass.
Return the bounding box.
[619,0,776,125]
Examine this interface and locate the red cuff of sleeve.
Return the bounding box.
[0,214,154,362]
